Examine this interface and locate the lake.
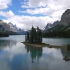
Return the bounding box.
[0,35,70,70]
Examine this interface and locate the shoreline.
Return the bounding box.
[22,42,67,50]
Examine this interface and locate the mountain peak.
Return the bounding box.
[60,9,70,26]
[65,9,70,13]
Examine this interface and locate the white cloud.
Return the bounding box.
[0,10,14,18]
[21,0,49,8]
[19,0,70,30]
[20,0,67,19]
[0,0,12,10]
[21,0,70,17]
[19,7,50,15]
[1,10,58,30]
[5,15,58,30]
[21,0,70,9]
[1,0,70,30]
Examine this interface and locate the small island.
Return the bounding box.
[22,26,70,49]
[22,26,49,47]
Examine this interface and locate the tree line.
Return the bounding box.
[43,31,70,38]
[0,31,9,37]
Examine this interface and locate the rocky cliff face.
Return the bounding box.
[0,20,26,35]
[60,9,70,25]
[44,21,59,30]
[44,23,53,30]
[0,20,10,31]
[8,22,26,34]
[8,22,18,32]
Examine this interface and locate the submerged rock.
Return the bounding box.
[63,56,70,61]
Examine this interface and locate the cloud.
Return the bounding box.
[20,0,70,17]
[21,0,70,9]
[19,7,50,15]
[19,0,70,30]
[5,15,58,30]
[0,0,12,10]
[0,10,14,18]
[21,0,49,8]
[20,0,67,20]
[0,10,58,30]
[1,0,70,30]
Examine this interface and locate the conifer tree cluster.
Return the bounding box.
[25,26,42,44]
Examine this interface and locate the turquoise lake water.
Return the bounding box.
[0,35,70,70]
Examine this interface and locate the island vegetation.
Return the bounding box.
[25,26,42,44]
[23,26,70,49]
[23,26,49,47]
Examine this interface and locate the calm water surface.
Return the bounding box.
[0,35,70,70]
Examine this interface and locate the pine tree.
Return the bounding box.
[25,31,29,42]
[25,26,42,44]
[37,27,42,43]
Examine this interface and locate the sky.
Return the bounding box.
[0,0,70,30]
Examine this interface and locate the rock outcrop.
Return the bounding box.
[0,20,10,31]
[0,20,26,35]
[44,21,59,31]
[60,9,70,25]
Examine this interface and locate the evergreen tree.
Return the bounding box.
[37,27,42,43]
[29,26,37,43]
[25,26,42,44]
[25,31,29,42]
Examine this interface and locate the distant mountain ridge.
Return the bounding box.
[44,9,70,32]
[0,20,26,35]
[44,21,59,31]
[43,9,70,38]
[0,20,10,31]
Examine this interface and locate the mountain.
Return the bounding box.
[0,20,26,35]
[0,20,10,31]
[8,22,18,32]
[44,21,59,31]
[44,23,53,30]
[43,9,70,38]
[8,22,26,35]
[44,9,70,32]
[44,23,70,32]
[60,9,70,26]
[43,23,70,38]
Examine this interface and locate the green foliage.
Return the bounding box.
[25,26,42,44]
[29,26,37,43]
[36,27,42,43]
[25,31,29,42]
[43,24,70,38]
[43,31,70,38]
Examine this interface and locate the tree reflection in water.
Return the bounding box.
[61,49,70,61]
[25,45,42,63]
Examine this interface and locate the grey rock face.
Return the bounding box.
[0,20,10,31]
[60,9,70,25]
[0,20,26,34]
[44,23,53,30]
[8,22,18,32]
[8,22,26,34]
[44,21,59,30]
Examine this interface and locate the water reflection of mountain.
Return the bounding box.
[61,49,70,58]
[25,45,42,62]
[0,40,17,49]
